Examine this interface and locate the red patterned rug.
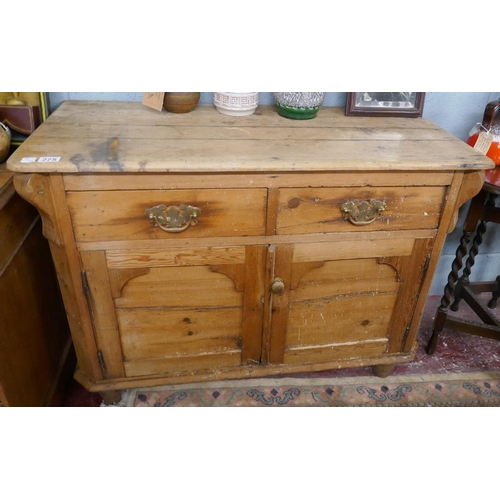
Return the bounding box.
[123,371,500,407]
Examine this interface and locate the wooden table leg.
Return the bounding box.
[100,390,123,406]
[373,364,395,378]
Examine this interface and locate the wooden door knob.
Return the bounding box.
[271,277,285,294]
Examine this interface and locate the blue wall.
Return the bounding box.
[47,92,500,295]
[48,92,499,141]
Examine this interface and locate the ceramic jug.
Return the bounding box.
[467,98,500,184]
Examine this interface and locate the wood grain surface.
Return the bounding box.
[7,102,494,395]
[6,102,494,173]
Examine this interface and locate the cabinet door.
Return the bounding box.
[80,245,267,380]
[267,236,433,366]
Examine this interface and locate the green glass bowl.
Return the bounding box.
[275,103,321,120]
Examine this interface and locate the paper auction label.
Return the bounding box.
[474,132,493,155]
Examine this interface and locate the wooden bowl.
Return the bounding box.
[163,93,201,113]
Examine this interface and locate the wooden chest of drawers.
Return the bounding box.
[7,101,493,399]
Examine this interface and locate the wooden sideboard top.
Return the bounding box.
[6,100,495,174]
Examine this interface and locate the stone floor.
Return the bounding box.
[62,294,500,406]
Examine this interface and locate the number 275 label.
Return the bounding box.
[38,156,61,163]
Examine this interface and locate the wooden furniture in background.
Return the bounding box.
[0,92,49,146]
[0,163,74,406]
[427,179,500,353]
[7,101,493,402]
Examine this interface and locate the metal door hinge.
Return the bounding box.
[81,270,90,299]
[402,326,411,351]
[423,255,431,275]
[97,349,107,375]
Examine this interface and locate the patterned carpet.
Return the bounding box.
[123,371,500,407]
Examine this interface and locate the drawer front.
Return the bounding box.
[67,188,267,242]
[276,185,447,234]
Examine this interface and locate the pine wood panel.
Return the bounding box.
[447,170,485,233]
[124,351,242,378]
[283,340,388,365]
[292,237,416,263]
[277,186,446,234]
[13,173,64,245]
[9,137,491,173]
[284,250,401,351]
[48,241,101,380]
[80,251,125,379]
[269,244,294,364]
[261,245,276,364]
[290,259,399,301]
[67,188,267,242]
[269,240,406,363]
[286,292,398,348]
[76,229,438,253]
[400,172,467,351]
[63,171,455,191]
[118,307,243,361]
[7,103,494,174]
[385,238,435,353]
[105,245,245,269]
[42,175,103,380]
[80,347,417,392]
[29,123,463,143]
[114,266,242,309]
[241,246,266,364]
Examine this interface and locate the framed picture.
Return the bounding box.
[346,92,426,117]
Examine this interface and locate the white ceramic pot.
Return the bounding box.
[213,92,259,116]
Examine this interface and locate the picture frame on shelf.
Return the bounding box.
[345,92,426,117]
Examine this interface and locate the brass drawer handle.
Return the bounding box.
[340,199,386,226]
[145,204,201,233]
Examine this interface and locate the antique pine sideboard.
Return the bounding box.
[7,101,494,402]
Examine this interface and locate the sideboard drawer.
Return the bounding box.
[276,185,447,235]
[67,188,268,242]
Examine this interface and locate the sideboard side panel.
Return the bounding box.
[13,173,103,382]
